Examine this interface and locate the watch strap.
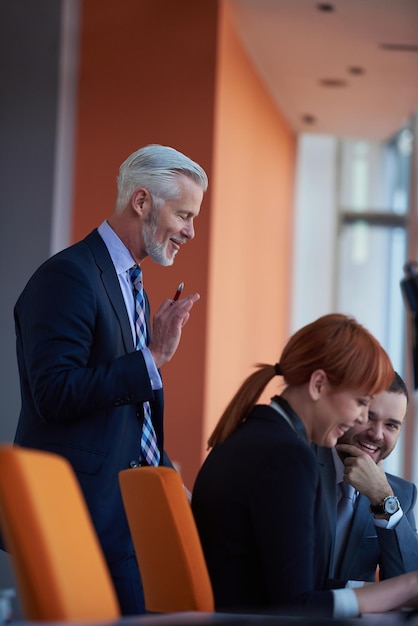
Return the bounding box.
[369,502,385,514]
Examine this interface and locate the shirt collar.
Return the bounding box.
[98,220,136,275]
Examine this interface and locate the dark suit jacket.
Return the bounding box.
[13,229,165,566]
[315,446,418,582]
[192,402,334,617]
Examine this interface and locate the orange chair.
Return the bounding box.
[0,445,120,621]
[119,466,214,613]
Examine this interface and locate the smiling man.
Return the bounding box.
[12,144,208,615]
[315,372,418,584]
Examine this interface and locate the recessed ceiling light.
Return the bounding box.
[301,114,316,124]
[319,78,347,87]
[317,3,334,11]
[379,43,418,52]
[348,66,365,75]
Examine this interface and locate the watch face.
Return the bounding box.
[384,496,399,515]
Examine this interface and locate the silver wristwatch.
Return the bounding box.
[369,495,400,518]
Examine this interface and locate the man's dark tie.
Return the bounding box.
[333,481,355,572]
[129,265,160,466]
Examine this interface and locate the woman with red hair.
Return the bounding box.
[192,313,418,618]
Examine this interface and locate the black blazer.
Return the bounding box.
[13,229,164,563]
[315,445,418,582]
[192,401,334,617]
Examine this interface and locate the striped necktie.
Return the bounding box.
[129,265,160,466]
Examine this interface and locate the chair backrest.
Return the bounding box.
[119,466,214,613]
[0,445,120,621]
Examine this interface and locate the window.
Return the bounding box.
[292,126,414,476]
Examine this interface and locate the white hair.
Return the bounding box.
[114,144,208,212]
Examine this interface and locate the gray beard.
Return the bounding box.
[142,211,174,267]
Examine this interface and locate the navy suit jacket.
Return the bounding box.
[13,229,165,565]
[315,446,418,582]
[192,403,334,617]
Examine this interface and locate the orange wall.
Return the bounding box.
[71,0,296,487]
[203,3,296,460]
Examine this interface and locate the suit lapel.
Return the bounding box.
[317,448,339,525]
[101,270,134,352]
[85,230,134,353]
[315,446,340,574]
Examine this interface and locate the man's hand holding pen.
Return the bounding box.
[149,282,200,368]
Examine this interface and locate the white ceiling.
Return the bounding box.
[230,0,418,140]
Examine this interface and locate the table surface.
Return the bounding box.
[9,609,418,626]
